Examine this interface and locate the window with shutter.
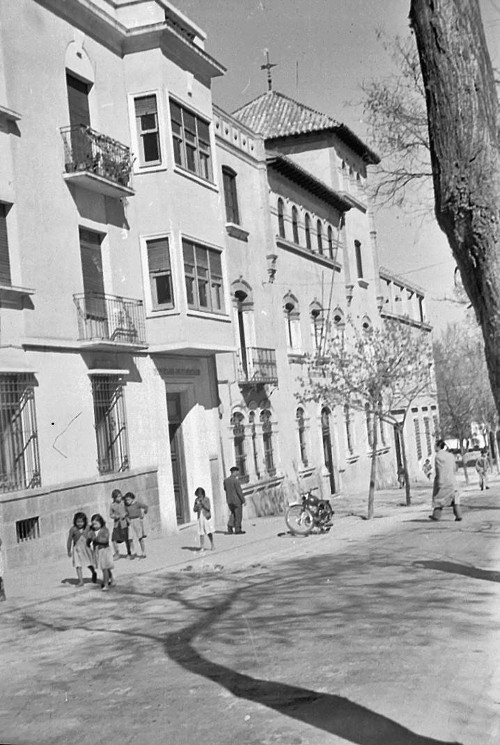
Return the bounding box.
[222,168,240,224]
[0,204,12,286]
[146,237,174,309]
[79,229,107,328]
[169,100,213,181]
[182,240,225,313]
[134,95,161,166]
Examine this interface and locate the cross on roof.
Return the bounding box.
[261,49,277,91]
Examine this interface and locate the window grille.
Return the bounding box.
[183,240,224,313]
[296,407,308,467]
[91,376,129,474]
[231,412,248,481]
[260,410,275,476]
[16,516,40,543]
[0,374,41,492]
[170,100,212,180]
[414,418,423,460]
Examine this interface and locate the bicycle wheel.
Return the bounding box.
[285,505,314,536]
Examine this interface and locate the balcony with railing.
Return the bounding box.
[74,293,147,350]
[61,125,134,198]
[237,347,278,386]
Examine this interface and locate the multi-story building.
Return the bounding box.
[378,267,438,480]
[0,0,437,567]
[0,0,234,567]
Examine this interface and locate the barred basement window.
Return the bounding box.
[91,376,129,474]
[16,516,40,543]
[0,374,41,492]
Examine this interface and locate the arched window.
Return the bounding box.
[305,214,312,250]
[292,206,299,244]
[344,404,354,455]
[332,306,345,331]
[316,220,323,254]
[231,412,248,480]
[249,411,260,480]
[310,302,324,352]
[277,198,286,239]
[327,226,334,259]
[283,294,301,351]
[296,407,308,468]
[354,240,363,278]
[260,410,275,476]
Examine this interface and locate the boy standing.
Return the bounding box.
[124,492,149,558]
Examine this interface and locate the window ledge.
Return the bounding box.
[225,223,249,242]
[146,308,180,319]
[173,165,218,192]
[134,164,167,176]
[357,278,369,289]
[186,309,232,322]
[298,466,315,476]
[0,284,35,300]
[276,236,341,271]
[346,454,360,464]
[287,351,306,363]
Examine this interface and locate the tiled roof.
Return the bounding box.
[233,90,379,164]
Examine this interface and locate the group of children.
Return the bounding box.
[67,490,148,591]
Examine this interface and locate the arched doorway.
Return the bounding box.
[321,407,336,495]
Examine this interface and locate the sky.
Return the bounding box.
[175,0,500,329]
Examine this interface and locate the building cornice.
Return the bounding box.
[267,154,352,213]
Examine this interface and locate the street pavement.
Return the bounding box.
[0,479,499,745]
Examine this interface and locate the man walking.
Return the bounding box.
[429,439,462,522]
[223,466,246,534]
[475,449,490,490]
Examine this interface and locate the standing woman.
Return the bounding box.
[193,487,215,551]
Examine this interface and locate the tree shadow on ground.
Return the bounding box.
[162,588,462,745]
[414,560,500,583]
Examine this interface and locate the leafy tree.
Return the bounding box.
[410,0,500,420]
[302,319,433,519]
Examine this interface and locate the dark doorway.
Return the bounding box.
[321,407,336,495]
[79,228,107,338]
[66,72,92,166]
[167,393,189,524]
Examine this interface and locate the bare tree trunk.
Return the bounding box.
[399,425,412,506]
[410,0,500,417]
[459,438,469,484]
[368,413,378,520]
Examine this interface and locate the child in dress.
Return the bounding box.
[88,514,115,591]
[193,487,215,551]
[67,512,97,586]
[109,489,132,560]
[0,536,6,601]
[124,492,148,559]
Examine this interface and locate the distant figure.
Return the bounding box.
[109,489,132,560]
[422,459,432,480]
[475,450,490,491]
[193,487,215,551]
[223,466,246,534]
[397,465,406,489]
[429,440,462,522]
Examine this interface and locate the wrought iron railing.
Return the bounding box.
[237,347,278,385]
[74,292,146,345]
[61,125,133,188]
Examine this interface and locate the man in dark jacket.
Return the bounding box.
[223,466,246,534]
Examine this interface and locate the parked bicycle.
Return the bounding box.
[285,488,334,536]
